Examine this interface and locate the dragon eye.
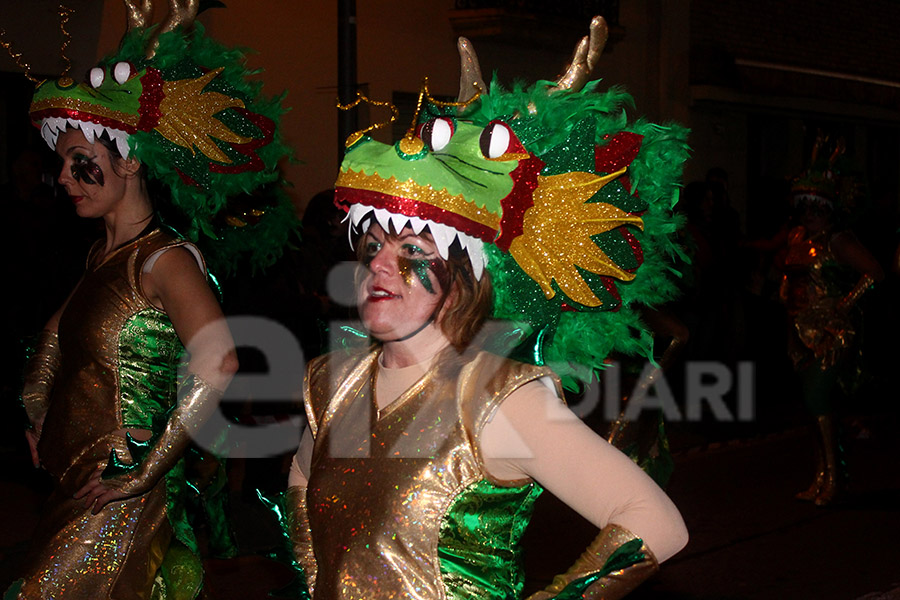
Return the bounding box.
[480,122,513,159]
[113,61,136,85]
[88,67,105,89]
[420,118,455,152]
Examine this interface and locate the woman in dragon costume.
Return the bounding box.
[284,17,689,600]
[4,1,293,598]
[779,133,883,506]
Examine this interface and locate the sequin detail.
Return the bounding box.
[304,349,559,599]
[16,228,203,599]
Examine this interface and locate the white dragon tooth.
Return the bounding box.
[81,122,96,144]
[348,204,365,226]
[373,208,392,233]
[41,123,57,149]
[389,212,411,235]
[429,222,452,260]
[344,208,358,248]
[463,236,486,281]
[110,130,131,158]
[50,117,66,135]
[67,118,81,130]
[408,215,428,235]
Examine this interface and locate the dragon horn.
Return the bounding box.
[457,37,486,103]
[829,138,846,168]
[123,0,154,31]
[810,129,827,165]
[145,0,198,57]
[551,15,608,92]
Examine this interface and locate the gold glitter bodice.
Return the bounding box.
[39,228,192,481]
[304,348,556,600]
[780,226,837,316]
[780,226,858,366]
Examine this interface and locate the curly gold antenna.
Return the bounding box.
[396,78,481,156]
[58,5,75,79]
[0,29,41,84]
[337,92,399,148]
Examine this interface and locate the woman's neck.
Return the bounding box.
[380,323,451,369]
[102,192,154,255]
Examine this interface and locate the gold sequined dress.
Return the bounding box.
[302,347,560,600]
[12,227,203,600]
[780,226,857,370]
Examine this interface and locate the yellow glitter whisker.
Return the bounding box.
[0,29,41,84]
[58,5,75,78]
[337,92,399,147]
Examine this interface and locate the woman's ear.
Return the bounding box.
[118,156,143,178]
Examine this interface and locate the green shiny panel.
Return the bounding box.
[551,538,646,600]
[342,120,518,214]
[31,72,143,120]
[3,579,23,600]
[118,309,185,429]
[438,479,542,600]
[165,459,199,554]
[152,539,204,600]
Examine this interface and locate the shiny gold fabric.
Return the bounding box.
[780,227,856,369]
[17,228,199,600]
[285,486,317,596]
[526,524,657,600]
[304,348,558,600]
[21,329,60,428]
[105,373,222,497]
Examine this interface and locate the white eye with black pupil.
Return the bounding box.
[89,67,105,89]
[421,118,454,152]
[113,62,133,84]
[480,122,511,159]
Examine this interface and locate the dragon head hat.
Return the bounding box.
[335,17,690,386]
[334,17,690,385]
[17,0,294,275]
[790,129,860,215]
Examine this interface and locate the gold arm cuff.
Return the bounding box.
[22,330,60,429]
[285,486,317,596]
[528,524,658,600]
[106,373,222,495]
[838,274,876,310]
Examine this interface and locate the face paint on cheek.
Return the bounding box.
[398,257,441,294]
[71,159,105,186]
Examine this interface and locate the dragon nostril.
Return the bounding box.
[396,136,425,158]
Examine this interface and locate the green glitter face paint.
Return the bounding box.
[363,237,447,295]
[399,256,437,294]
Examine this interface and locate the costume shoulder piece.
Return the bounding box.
[334,17,689,388]
[12,1,296,275]
[303,348,375,438]
[457,351,561,443]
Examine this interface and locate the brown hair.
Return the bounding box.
[438,243,493,351]
[355,224,493,351]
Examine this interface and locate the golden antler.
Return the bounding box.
[829,137,846,168]
[158,0,199,35]
[457,37,486,103]
[123,0,153,31]
[143,0,199,58]
[551,15,608,93]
